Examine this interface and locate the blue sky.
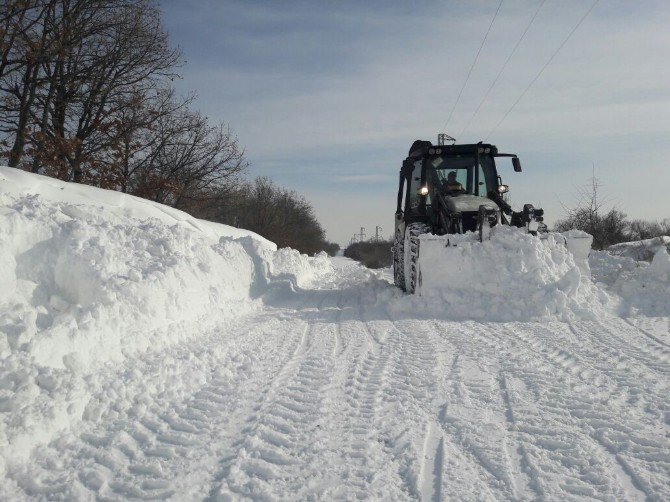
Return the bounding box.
[160,0,670,246]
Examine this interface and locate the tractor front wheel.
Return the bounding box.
[404,223,430,294]
[393,229,405,291]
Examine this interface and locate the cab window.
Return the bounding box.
[407,160,423,209]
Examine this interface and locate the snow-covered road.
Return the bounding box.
[4,258,668,501]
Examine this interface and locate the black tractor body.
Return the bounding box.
[393,139,545,292]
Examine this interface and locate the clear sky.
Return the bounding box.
[160,0,670,246]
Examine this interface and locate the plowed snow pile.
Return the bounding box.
[0,166,331,468]
[391,227,610,321]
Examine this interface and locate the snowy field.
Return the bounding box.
[1,167,669,500]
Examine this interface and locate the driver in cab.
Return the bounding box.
[444,171,464,192]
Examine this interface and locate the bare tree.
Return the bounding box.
[1,0,182,177]
[0,0,54,166]
[556,172,630,249]
[92,86,189,191]
[215,177,332,255]
[39,0,181,181]
[1,0,253,233]
[129,106,247,207]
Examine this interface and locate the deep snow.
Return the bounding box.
[1,167,669,500]
[0,167,332,475]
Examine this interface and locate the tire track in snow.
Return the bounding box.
[388,320,442,499]
[416,339,458,502]
[622,318,670,350]
[374,312,454,501]
[119,315,313,500]
[497,371,539,500]
[491,322,656,501]
[600,318,670,367]
[317,289,398,499]
[419,421,445,502]
[330,317,402,499]
[416,329,467,502]
[212,288,342,500]
[506,320,665,415]
[588,319,670,373]
[8,314,307,500]
[427,321,530,501]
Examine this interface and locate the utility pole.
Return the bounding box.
[375,226,383,241]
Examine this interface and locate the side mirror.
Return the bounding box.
[512,157,522,172]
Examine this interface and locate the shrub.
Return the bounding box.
[344,240,393,269]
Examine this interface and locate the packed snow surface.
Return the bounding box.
[1,167,669,500]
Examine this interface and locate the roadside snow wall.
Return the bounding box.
[395,226,609,321]
[616,248,670,316]
[607,236,670,262]
[590,246,670,317]
[0,166,332,471]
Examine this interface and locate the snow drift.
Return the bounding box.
[392,227,610,321]
[591,244,670,317]
[607,235,670,262]
[0,166,332,470]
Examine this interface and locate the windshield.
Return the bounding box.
[428,155,497,197]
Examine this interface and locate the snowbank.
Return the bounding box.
[0,167,332,471]
[270,249,334,288]
[0,165,274,246]
[589,249,642,288]
[390,227,610,322]
[607,236,670,262]
[591,247,670,317]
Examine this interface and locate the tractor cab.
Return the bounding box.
[392,136,546,292]
[396,140,524,235]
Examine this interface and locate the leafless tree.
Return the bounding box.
[0,0,54,166]
[1,0,182,177]
[555,172,650,249]
[129,106,247,207]
[1,0,253,232]
[38,0,181,181]
[212,177,335,255]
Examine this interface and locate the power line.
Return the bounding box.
[485,0,601,141]
[459,0,547,139]
[442,0,504,134]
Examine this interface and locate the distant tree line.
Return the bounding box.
[190,177,340,256]
[554,175,669,249]
[344,240,392,269]
[0,0,337,255]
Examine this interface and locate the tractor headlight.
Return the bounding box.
[428,148,435,154]
[497,184,509,194]
[418,186,429,196]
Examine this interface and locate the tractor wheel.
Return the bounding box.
[393,229,405,291]
[405,223,430,294]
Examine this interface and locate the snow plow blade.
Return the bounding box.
[410,227,595,319]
